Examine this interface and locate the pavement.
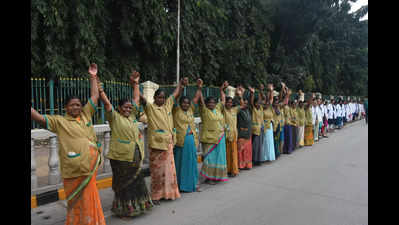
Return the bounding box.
[31,120,368,225]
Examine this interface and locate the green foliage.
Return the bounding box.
[31,0,367,96]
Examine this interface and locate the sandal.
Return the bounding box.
[152,200,161,205]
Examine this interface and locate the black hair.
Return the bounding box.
[64,95,81,106]
[179,96,191,105]
[205,96,216,104]
[226,96,233,103]
[118,98,131,107]
[154,89,166,98]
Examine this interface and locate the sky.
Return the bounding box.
[349,0,368,20]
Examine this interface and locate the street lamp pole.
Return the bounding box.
[176,0,181,84]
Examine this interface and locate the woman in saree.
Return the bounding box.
[140,77,188,204]
[296,100,306,148]
[236,91,253,171]
[290,100,298,151]
[280,84,293,154]
[223,85,244,177]
[97,70,153,218]
[249,85,264,166]
[259,84,276,161]
[31,63,106,225]
[304,94,315,146]
[272,96,283,158]
[198,81,229,184]
[172,79,203,192]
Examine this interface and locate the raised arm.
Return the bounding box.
[267,84,274,105]
[258,84,266,104]
[193,78,203,105]
[248,86,255,108]
[283,87,291,105]
[279,82,286,102]
[220,81,228,105]
[97,77,112,112]
[172,77,188,100]
[129,70,141,107]
[139,92,147,107]
[31,107,46,127]
[88,63,99,106]
[236,86,245,109]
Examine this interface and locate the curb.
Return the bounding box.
[31,168,150,209]
[31,156,204,209]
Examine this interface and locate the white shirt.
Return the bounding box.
[359,104,364,113]
[316,105,323,122]
[311,106,316,125]
[336,104,341,117]
[327,104,333,119]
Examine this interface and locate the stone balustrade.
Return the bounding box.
[31,118,202,196]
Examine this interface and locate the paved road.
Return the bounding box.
[32,120,368,225]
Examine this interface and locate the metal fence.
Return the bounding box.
[31,78,221,129]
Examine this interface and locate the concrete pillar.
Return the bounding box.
[226,86,236,98]
[31,138,38,189]
[141,81,159,104]
[48,135,61,185]
[103,131,111,173]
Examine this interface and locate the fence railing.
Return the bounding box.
[31,78,224,129]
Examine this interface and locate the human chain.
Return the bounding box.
[31,64,368,224]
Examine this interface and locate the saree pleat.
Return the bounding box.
[226,137,239,176]
[252,126,265,163]
[297,126,305,147]
[109,147,153,217]
[237,137,253,169]
[173,126,199,192]
[64,146,106,225]
[283,125,293,154]
[273,123,281,158]
[149,138,181,201]
[261,123,275,161]
[304,125,314,146]
[200,134,229,181]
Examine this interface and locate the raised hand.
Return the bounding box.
[180,77,189,86]
[221,81,229,90]
[197,78,203,88]
[236,88,242,97]
[267,83,274,91]
[96,77,104,92]
[88,63,98,77]
[238,85,245,94]
[130,70,140,85]
[248,86,255,94]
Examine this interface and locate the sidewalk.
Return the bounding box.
[31,163,205,225]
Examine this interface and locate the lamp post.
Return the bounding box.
[176,0,181,84]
